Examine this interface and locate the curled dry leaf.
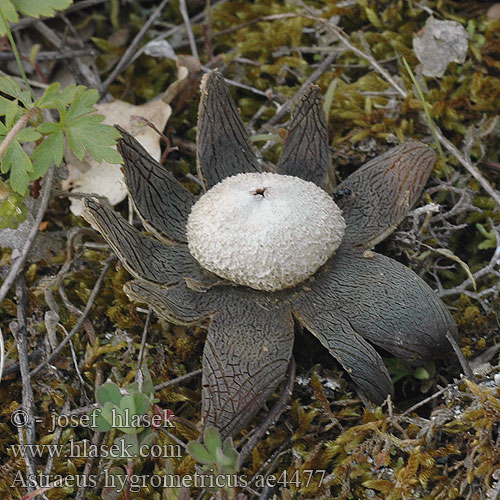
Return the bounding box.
[63,97,171,216]
[413,16,469,78]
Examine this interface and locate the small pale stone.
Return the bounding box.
[413,16,468,78]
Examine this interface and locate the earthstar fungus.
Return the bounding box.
[82,70,456,439]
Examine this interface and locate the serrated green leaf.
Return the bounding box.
[2,141,33,195]
[54,84,79,105]
[35,82,62,108]
[96,382,122,406]
[66,115,122,163]
[0,0,19,37]
[37,122,59,135]
[10,163,30,196]
[16,127,41,142]
[66,86,99,121]
[204,426,222,457]
[0,76,32,107]
[5,98,20,129]
[0,95,12,115]
[11,0,72,19]
[187,441,215,465]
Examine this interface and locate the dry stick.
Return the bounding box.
[434,128,500,209]
[16,274,38,493]
[128,0,224,68]
[44,401,70,478]
[34,19,104,95]
[239,357,296,465]
[446,330,475,381]
[202,0,213,62]
[401,385,451,417]
[179,0,199,60]
[100,0,170,96]
[0,49,94,61]
[136,307,152,392]
[312,15,407,98]
[75,431,103,500]
[312,14,500,209]
[30,256,115,377]
[0,165,54,306]
[154,369,202,391]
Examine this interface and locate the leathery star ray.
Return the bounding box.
[82,70,456,439]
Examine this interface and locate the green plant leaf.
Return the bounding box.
[204,426,222,457]
[187,441,215,465]
[2,141,33,195]
[132,392,150,416]
[115,434,138,458]
[11,0,72,19]
[0,76,32,107]
[0,1,19,37]
[89,408,111,432]
[222,437,240,471]
[65,114,122,163]
[215,447,233,467]
[16,127,41,142]
[5,98,21,128]
[35,82,62,108]
[96,382,122,406]
[30,130,64,179]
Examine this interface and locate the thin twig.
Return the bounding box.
[0,49,95,61]
[136,307,152,392]
[435,128,500,208]
[100,0,170,96]
[158,427,187,449]
[263,52,337,129]
[446,331,475,381]
[44,401,70,478]
[16,274,38,492]
[179,0,199,60]
[30,256,115,377]
[75,432,103,500]
[0,165,54,306]
[129,0,224,67]
[401,385,453,416]
[154,369,202,391]
[239,357,295,464]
